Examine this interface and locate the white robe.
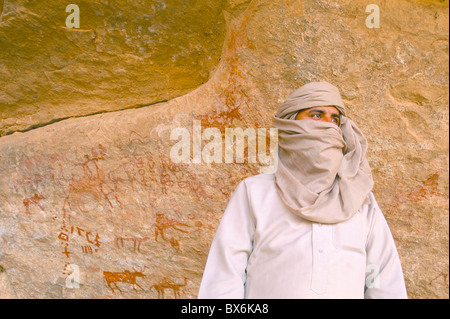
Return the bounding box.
[198,173,407,299]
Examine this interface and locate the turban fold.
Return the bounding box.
[276,81,346,120]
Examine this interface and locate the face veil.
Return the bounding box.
[273,82,374,224]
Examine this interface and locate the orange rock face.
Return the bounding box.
[0,0,448,298]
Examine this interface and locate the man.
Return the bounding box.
[198,82,407,299]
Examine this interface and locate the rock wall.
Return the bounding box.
[0,0,448,298]
[0,0,227,136]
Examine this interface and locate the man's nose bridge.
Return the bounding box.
[324,114,333,123]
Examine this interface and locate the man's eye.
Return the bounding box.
[312,114,321,119]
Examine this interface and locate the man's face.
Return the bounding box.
[295,106,341,126]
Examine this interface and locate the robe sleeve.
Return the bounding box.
[364,195,408,299]
[197,180,255,299]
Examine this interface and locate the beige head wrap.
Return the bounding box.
[273,82,373,224]
[277,81,346,119]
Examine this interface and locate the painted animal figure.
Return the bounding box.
[150,277,188,299]
[103,270,145,293]
[115,236,150,252]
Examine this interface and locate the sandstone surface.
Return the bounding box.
[0,0,227,136]
[0,0,448,299]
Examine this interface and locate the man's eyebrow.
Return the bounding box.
[306,109,325,114]
[306,109,340,117]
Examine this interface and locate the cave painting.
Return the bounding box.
[103,270,146,293]
[23,193,45,214]
[154,213,189,248]
[150,277,188,299]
